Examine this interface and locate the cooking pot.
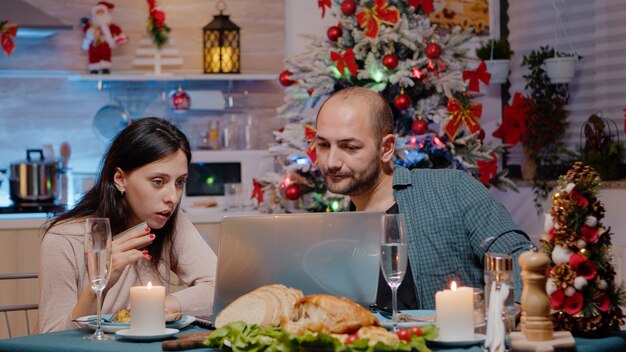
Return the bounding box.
[9,149,62,203]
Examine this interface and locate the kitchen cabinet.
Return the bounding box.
[0,228,42,339]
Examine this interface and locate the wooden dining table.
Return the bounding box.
[1,325,626,352]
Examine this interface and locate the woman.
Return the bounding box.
[39,117,216,333]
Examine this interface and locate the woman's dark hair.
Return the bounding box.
[46,117,192,267]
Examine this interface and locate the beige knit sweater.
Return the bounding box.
[38,212,216,333]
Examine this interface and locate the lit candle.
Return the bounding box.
[435,281,475,341]
[130,281,165,335]
[208,46,235,73]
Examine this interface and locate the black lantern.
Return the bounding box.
[203,1,240,74]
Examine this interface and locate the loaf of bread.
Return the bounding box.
[214,284,303,328]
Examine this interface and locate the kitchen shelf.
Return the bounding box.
[68,72,277,82]
[0,70,277,82]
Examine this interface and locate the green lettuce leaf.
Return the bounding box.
[205,322,437,352]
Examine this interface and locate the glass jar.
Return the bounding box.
[484,252,516,335]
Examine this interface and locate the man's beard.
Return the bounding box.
[322,160,381,197]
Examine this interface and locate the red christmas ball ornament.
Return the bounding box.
[341,0,357,16]
[394,93,411,111]
[327,25,342,42]
[279,70,296,87]
[284,184,302,200]
[307,89,314,96]
[170,87,191,112]
[425,42,442,59]
[412,119,428,135]
[382,53,399,69]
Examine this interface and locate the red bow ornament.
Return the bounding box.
[445,98,482,140]
[318,0,332,18]
[304,124,317,165]
[0,20,18,57]
[330,48,359,77]
[492,92,531,147]
[251,178,265,204]
[463,61,491,92]
[477,154,498,187]
[408,0,434,14]
[355,0,400,39]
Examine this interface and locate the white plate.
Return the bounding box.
[375,309,436,329]
[115,328,179,341]
[76,314,195,334]
[430,333,486,347]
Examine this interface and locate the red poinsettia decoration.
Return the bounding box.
[445,97,482,140]
[251,178,265,204]
[564,292,584,315]
[580,225,599,244]
[304,124,317,165]
[146,0,170,48]
[492,93,531,147]
[330,48,358,76]
[551,289,565,310]
[477,154,497,186]
[408,0,434,14]
[355,0,400,39]
[462,61,491,92]
[0,20,18,57]
[318,0,332,18]
[568,253,585,269]
[570,190,589,208]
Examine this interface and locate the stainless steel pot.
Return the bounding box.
[9,149,62,203]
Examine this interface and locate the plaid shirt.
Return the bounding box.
[393,166,532,309]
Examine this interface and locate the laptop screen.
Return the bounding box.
[212,212,383,317]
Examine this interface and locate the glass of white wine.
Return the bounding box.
[380,214,408,332]
[84,218,114,341]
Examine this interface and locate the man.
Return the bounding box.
[81,1,128,74]
[315,86,532,310]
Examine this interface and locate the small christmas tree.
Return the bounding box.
[541,162,624,335]
[255,0,514,213]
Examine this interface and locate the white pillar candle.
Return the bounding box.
[435,281,475,341]
[130,282,165,335]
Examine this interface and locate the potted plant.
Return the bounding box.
[475,39,514,84]
[543,51,580,84]
[521,46,575,210]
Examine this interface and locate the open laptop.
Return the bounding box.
[212,211,384,318]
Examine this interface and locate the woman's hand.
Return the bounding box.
[108,225,154,288]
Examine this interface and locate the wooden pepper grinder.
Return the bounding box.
[518,250,552,339]
[510,249,575,351]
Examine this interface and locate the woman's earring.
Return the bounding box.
[119,189,125,196]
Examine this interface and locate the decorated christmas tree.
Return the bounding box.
[541,162,624,335]
[254,0,514,213]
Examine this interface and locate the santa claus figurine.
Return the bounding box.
[81,1,128,74]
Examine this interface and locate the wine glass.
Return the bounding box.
[83,218,114,341]
[380,214,408,332]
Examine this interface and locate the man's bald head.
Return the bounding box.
[316,87,395,146]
